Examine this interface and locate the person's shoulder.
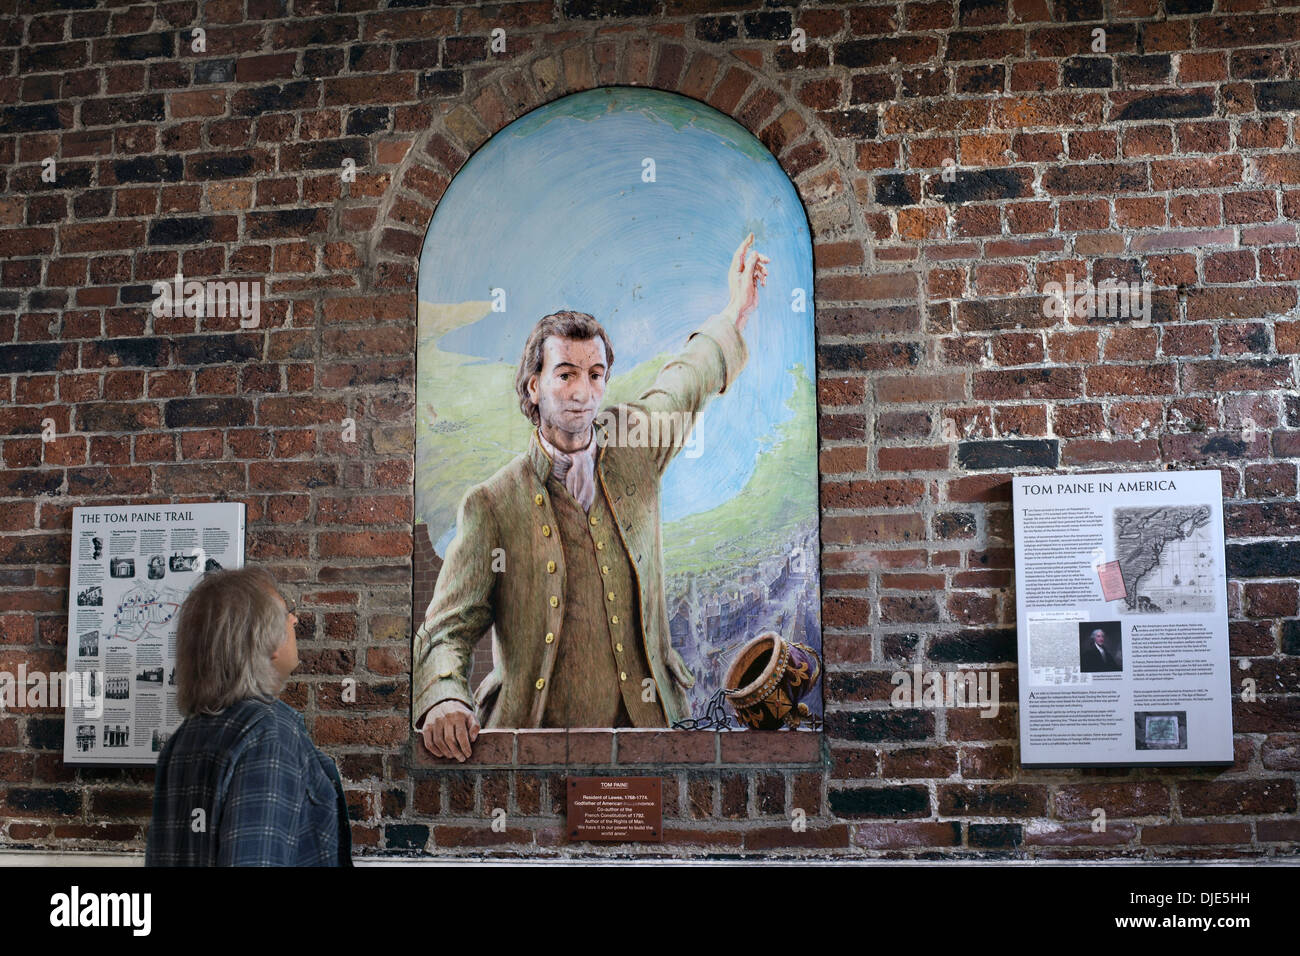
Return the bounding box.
[223,697,307,749]
[470,452,532,501]
[164,698,285,763]
[224,700,318,773]
[265,698,313,741]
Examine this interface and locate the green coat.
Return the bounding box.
[412,310,749,730]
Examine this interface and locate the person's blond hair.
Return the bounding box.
[175,566,288,716]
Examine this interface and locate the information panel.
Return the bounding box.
[567,777,663,842]
[1012,470,1233,767]
[62,502,246,765]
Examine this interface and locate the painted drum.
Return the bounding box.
[723,632,821,730]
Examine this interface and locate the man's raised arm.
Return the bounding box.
[620,233,769,476]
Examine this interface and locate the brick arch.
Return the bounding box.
[366,38,867,289]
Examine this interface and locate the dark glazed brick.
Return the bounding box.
[936,512,977,537]
[1056,0,1102,18]
[969,823,1023,848]
[829,785,930,818]
[420,71,463,97]
[1042,163,1146,194]
[347,107,390,136]
[1063,57,1112,88]
[938,785,1045,816]
[562,0,657,18]
[1227,543,1300,578]
[824,709,934,741]
[0,472,64,497]
[106,33,175,61]
[928,629,1017,664]
[821,109,879,138]
[957,65,1003,94]
[30,166,93,192]
[875,173,919,206]
[304,49,345,76]
[0,343,64,374]
[695,16,738,43]
[383,824,429,851]
[933,168,1032,203]
[148,218,214,246]
[82,338,167,369]
[77,404,160,432]
[1114,93,1214,121]
[5,788,82,816]
[2,105,63,132]
[81,95,165,126]
[173,335,261,366]
[1258,82,1300,113]
[26,718,66,751]
[957,439,1059,469]
[246,208,326,238]
[189,155,254,179]
[231,81,318,117]
[164,398,254,429]
[194,59,235,85]
[1281,621,1300,655]
[959,0,1005,26]
[288,138,369,170]
[1119,54,1170,84]
[113,156,184,183]
[742,11,792,40]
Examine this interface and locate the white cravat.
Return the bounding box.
[538,427,597,513]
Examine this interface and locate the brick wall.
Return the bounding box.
[2,0,1299,859]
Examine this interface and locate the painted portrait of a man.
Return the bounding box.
[416,237,769,758]
[411,88,823,760]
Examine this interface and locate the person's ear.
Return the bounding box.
[527,373,539,403]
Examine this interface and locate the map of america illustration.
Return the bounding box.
[1113,505,1215,614]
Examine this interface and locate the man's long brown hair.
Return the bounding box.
[514,310,615,426]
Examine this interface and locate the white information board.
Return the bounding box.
[63,502,246,765]
[1012,470,1233,767]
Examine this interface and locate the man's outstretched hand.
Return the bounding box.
[419,699,480,762]
[725,232,770,333]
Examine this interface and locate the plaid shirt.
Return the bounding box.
[147,697,352,867]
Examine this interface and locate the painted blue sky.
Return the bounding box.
[418,87,815,523]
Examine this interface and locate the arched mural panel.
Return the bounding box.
[413,87,821,744]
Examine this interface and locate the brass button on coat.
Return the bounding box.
[596,541,604,550]
[589,515,599,526]
[549,595,559,607]
[607,591,615,601]
[611,615,619,624]
[601,565,610,575]
[534,494,544,506]
[545,632,555,644]
[619,671,627,682]
[535,678,545,690]
[546,560,556,573]
[541,524,551,536]
[615,643,623,653]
